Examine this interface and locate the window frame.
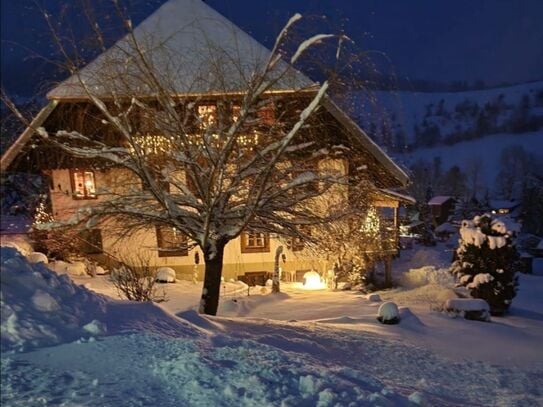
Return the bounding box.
[155,226,189,257]
[240,231,270,253]
[70,169,98,200]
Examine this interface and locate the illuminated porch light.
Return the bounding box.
[302,270,326,290]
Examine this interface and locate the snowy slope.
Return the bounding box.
[343,81,543,195]
[367,81,543,143]
[2,246,543,406]
[402,131,543,187]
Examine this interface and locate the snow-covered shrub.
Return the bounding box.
[400,266,455,289]
[111,254,166,302]
[377,301,400,325]
[451,213,519,315]
[156,267,176,283]
[26,251,48,264]
[444,298,491,322]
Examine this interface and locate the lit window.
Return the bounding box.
[197,105,216,129]
[71,170,97,199]
[156,226,188,257]
[232,105,241,123]
[241,232,270,253]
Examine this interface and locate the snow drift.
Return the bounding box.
[0,247,198,352]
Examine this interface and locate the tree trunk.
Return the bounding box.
[384,256,392,288]
[199,240,226,316]
[272,245,283,293]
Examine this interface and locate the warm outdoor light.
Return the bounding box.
[302,270,326,290]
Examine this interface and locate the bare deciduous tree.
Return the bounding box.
[7,4,377,315]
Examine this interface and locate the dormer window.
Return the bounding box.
[71,170,97,199]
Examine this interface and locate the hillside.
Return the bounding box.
[346,82,543,199]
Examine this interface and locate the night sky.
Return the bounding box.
[1,0,543,97]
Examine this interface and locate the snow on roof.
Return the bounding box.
[378,188,416,204]
[47,0,314,99]
[428,196,454,205]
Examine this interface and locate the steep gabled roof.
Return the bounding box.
[47,0,314,100]
[3,0,410,189]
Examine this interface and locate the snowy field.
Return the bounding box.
[2,245,543,406]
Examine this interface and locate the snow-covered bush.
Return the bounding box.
[156,267,176,283]
[111,254,166,302]
[451,213,519,315]
[377,301,400,325]
[444,298,491,322]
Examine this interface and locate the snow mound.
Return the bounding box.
[1,247,108,352]
[377,302,400,324]
[156,267,176,283]
[66,261,87,276]
[365,293,381,302]
[444,298,491,322]
[0,240,32,256]
[400,266,455,289]
[26,252,48,264]
[445,298,490,312]
[48,260,69,274]
[94,265,107,275]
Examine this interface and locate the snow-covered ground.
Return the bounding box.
[2,245,543,406]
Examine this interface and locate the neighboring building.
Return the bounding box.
[428,196,456,226]
[488,200,521,217]
[1,0,412,282]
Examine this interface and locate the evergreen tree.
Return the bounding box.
[451,214,519,316]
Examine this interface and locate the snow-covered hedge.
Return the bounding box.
[444,298,491,322]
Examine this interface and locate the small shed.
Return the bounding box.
[428,196,456,225]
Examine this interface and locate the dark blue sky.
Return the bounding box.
[2,0,543,97]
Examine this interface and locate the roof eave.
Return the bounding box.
[321,97,410,188]
[0,101,59,172]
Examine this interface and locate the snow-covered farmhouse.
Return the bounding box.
[1,0,412,283]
